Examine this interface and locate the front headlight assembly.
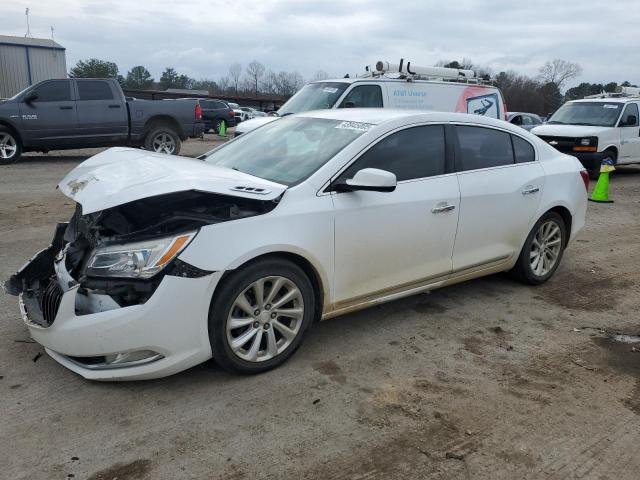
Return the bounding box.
[85,232,196,279]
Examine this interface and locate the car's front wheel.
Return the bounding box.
[209,258,315,374]
[511,211,566,285]
[0,127,22,165]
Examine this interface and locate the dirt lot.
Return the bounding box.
[1,139,639,480]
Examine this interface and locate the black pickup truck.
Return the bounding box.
[0,78,204,164]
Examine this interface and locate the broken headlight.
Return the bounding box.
[85,232,196,279]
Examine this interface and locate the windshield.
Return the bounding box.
[203,116,370,186]
[278,82,349,116]
[548,102,623,127]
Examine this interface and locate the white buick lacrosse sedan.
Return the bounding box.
[7,109,588,380]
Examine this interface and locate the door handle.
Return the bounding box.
[431,203,456,213]
[108,104,121,108]
[522,187,540,195]
[59,106,73,110]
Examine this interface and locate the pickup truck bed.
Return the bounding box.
[0,78,204,164]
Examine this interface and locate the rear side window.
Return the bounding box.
[512,135,535,163]
[456,126,514,171]
[340,125,445,182]
[77,81,114,101]
[215,101,227,109]
[33,81,71,102]
[339,85,383,108]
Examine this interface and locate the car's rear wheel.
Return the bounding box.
[511,212,566,285]
[209,258,315,374]
[144,126,181,156]
[0,128,22,165]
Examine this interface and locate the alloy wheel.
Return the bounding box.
[226,276,304,362]
[530,220,562,277]
[0,133,17,160]
[151,133,176,154]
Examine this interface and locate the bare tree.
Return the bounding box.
[245,60,266,94]
[311,70,329,81]
[229,63,242,92]
[260,70,278,94]
[218,75,231,92]
[538,59,582,90]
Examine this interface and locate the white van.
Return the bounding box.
[235,61,507,136]
[532,88,640,179]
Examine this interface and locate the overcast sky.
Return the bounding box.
[4,0,640,89]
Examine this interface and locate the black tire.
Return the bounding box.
[143,125,181,156]
[588,149,617,180]
[510,212,567,285]
[0,127,22,165]
[209,258,315,374]
[215,119,227,134]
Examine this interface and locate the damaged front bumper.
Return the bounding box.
[6,224,223,381]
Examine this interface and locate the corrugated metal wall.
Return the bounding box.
[0,45,67,98]
[0,45,30,98]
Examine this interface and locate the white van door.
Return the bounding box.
[618,102,640,163]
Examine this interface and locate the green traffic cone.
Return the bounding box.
[589,160,614,203]
[218,120,226,138]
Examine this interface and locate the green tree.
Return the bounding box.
[124,66,154,89]
[160,68,194,90]
[70,58,120,79]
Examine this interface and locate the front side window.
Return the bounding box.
[339,125,446,182]
[456,126,514,171]
[32,81,71,102]
[203,117,369,186]
[339,85,383,108]
[620,103,639,126]
[77,81,114,101]
[548,102,623,127]
[278,82,349,116]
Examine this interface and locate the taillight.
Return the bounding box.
[195,104,202,120]
[229,109,235,117]
[580,170,589,190]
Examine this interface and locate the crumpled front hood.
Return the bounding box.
[58,147,287,214]
[531,124,612,138]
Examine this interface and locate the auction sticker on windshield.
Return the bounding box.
[335,121,373,132]
[323,87,339,93]
[603,104,619,109]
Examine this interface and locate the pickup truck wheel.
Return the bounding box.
[145,127,181,156]
[0,128,22,165]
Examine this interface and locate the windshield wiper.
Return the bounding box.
[546,121,564,124]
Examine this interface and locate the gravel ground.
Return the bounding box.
[1,141,639,479]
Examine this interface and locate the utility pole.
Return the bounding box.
[25,8,33,38]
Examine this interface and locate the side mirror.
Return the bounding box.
[334,168,396,193]
[620,115,637,127]
[23,91,38,104]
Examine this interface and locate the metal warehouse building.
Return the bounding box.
[0,35,67,98]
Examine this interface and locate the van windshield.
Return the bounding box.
[278,82,349,116]
[548,102,623,127]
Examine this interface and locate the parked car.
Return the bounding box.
[532,93,640,179]
[508,112,543,131]
[234,62,507,136]
[197,99,236,133]
[6,109,588,380]
[228,102,249,123]
[0,78,205,164]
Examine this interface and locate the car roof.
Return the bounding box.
[295,108,517,130]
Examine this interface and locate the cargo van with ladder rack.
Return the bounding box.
[234,59,507,136]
